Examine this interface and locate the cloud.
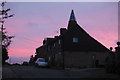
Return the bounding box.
[8,48,34,57]
[6,56,30,64]
[4,2,118,64]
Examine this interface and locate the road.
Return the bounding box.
[2,65,120,80]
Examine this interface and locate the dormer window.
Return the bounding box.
[73,37,78,43]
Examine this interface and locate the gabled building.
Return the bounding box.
[36,10,110,68]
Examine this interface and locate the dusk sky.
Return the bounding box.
[4,2,118,64]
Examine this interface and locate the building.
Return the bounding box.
[105,42,120,73]
[35,10,110,68]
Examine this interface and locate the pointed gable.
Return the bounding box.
[63,10,109,52]
[68,10,77,29]
[69,10,76,21]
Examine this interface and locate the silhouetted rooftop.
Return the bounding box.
[37,10,110,52]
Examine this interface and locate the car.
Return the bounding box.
[22,62,29,66]
[35,58,48,68]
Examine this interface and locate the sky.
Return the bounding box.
[3,2,118,64]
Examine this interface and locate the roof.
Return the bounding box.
[36,10,110,52]
[69,10,76,22]
[64,21,110,52]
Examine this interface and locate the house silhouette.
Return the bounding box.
[36,10,110,68]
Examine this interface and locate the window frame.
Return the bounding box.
[73,37,78,43]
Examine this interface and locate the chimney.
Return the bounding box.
[60,28,67,35]
[43,39,46,45]
[54,36,58,38]
[115,42,120,54]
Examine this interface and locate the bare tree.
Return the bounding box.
[0,2,14,64]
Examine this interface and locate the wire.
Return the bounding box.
[15,35,43,44]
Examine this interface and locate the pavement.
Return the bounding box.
[2,65,120,80]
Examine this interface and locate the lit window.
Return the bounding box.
[73,37,78,43]
[92,56,95,59]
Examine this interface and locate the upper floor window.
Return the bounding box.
[48,46,50,51]
[54,43,55,47]
[73,37,78,43]
[58,40,61,44]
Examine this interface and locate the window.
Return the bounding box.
[92,56,95,59]
[39,59,45,62]
[54,43,55,47]
[58,40,61,44]
[73,37,78,43]
[49,57,51,61]
[58,52,61,54]
[48,46,50,51]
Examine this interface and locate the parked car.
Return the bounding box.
[22,61,29,66]
[35,58,48,67]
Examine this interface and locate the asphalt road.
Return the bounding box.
[2,65,120,80]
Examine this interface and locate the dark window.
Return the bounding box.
[58,40,61,44]
[54,43,55,47]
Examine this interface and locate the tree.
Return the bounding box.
[0,2,14,64]
[33,55,38,62]
[2,45,9,64]
[29,55,34,65]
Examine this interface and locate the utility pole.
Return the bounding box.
[0,2,14,47]
[118,1,120,42]
[1,2,14,32]
[0,2,14,66]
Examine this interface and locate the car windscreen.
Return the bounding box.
[39,59,45,62]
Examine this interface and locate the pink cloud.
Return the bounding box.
[8,48,35,57]
[89,30,118,51]
[4,2,118,64]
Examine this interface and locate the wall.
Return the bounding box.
[36,46,46,58]
[46,39,62,65]
[63,51,108,68]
